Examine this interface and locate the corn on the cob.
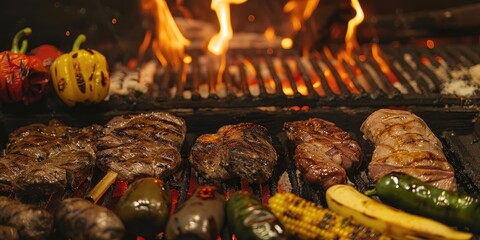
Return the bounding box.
[268,192,391,240]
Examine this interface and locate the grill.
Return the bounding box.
[1,0,480,239]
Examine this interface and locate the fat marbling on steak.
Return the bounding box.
[0,120,101,195]
[189,122,278,183]
[95,112,186,181]
[360,108,457,191]
[284,118,363,190]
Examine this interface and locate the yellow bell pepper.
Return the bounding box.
[50,34,110,106]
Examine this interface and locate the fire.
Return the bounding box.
[140,0,190,69]
[284,0,320,32]
[208,0,248,56]
[345,0,364,57]
[371,43,398,84]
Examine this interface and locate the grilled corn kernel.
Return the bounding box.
[268,193,391,240]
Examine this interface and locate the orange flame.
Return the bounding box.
[345,0,364,57]
[284,0,320,32]
[208,0,248,56]
[140,0,190,69]
[371,43,398,84]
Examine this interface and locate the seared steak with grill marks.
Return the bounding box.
[55,198,125,240]
[284,118,363,190]
[0,196,53,240]
[96,112,186,181]
[0,120,101,195]
[360,109,457,191]
[189,122,278,183]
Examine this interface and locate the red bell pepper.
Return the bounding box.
[0,28,50,104]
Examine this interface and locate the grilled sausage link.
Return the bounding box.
[55,198,125,240]
[0,197,53,240]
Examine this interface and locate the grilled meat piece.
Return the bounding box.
[96,112,186,181]
[360,109,457,191]
[0,120,101,195]
[189,134,233,181]
[0,196,53,240]
[189,123,278,183]
[0,225,19,240]
[284,118,362,190]
[55,198,125,240]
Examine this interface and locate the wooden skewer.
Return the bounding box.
[85,170,118,204]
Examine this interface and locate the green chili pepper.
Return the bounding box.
[116,178,171,240]
[226,191,287,240]
[365,172,480,233]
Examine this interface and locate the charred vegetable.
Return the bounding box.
[55,198,125,240]
[365,172,480,233]
[0,196,53,240]
[0,28,50,104]
[165,186,225,240]
[326,184,472,240]
[116,178,172,239]
[50,34,110,106]
[227,191,286,240]
[269,192,390,240]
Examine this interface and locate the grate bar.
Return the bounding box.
[265,55,286,96]
[251,57,268,97]
[319,49,351,96]
[353,55,384,97]
[281,57,301,97]
[293,53,319,98]
[308,54,335,97]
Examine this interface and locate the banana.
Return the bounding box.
[325,184,473,240]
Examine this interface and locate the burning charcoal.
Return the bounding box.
[0,196,53,240]
[54,198,125,240]
[284,118,363,190]
[189,122,278,183]
[165,186,225,240]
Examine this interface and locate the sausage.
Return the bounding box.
[0,196,53,240]
[54,198,125,240]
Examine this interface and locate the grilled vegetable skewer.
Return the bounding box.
[268,192,391,240]
[326,184,473,240]
[166,186,225,240]
[365,172,480,233]
[116,178,172,240]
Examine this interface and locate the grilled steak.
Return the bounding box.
[96,112,186,181]
[55,198,125,240]
[189,122,278,183]
[0,120,101,195]
[360,109,457,191]
[284,118,363,190]
[0,196,53,240]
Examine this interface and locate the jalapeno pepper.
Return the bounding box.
[116,178,171,240]
[165,186,225,240]
[0,27,50,104]
[365,172,480,233]
[226,191,287,240]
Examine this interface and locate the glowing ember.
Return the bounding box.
[140,0,190,69]
[281,38,294,49]
[264,27,276,42]
[208,0,248,56]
